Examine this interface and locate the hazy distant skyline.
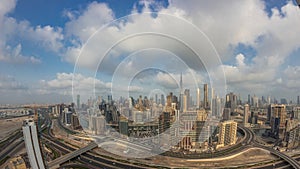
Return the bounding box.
[0,0,300,104]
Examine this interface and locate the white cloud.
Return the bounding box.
[1,0,300,103]
[39,73,113,101]
[60,1,300,99]
[0,44,41,64]
[0,74,28,91]
[0,0,63,64]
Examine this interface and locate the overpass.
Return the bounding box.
[48,142,98,169]
[239,125,300,169]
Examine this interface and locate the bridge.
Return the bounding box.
[48,142,98,169]
[239,125,300,169]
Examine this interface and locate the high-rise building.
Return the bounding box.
[65,111,72,126]
[108,95,113,105]
[180,72,183,92]
[294,107,300,119]
[223,108,231,121]
[225,92,237,113]
[119,117,129,136]
[212,96,222,117]
[133,110,144,123]
[159,112,170,134]
[22,119,46,169]
[179,73,184,112]
[77,94,80,109]
[161,94,165,106]
[217,120,237,148]
[89,115,106,135]
[167,92,173,107]
[280,98,288,104]
[183,95,188,112]
[204,84,209,109]
[71,113,81,130]
[248,94,251,105]
[297,96,300,105]
[184,89,190,109]
[269,104,286,138]
[197,88,201,109]
[252,95,259,107]
[267,96,271,104]
[243,104,249,126]
[179,112,197,150]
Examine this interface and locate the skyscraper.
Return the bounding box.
[197,88,201,109]
[269,104,286,138]
[108,95,113,105]
[180,72,183,93]
[297,96,300,105]
[161,94,165,106]
[212,96,222,117]
[167,92,173,107]
[184,89,190,110]
[22,119,46,169]
[243,104,249,126]
[204,84,209,109]
[225,92,237,113]
[248,94,251,104]
[179,73,184,112]
[159,112,170,134]
[252,95,259,107]
[183,95,188,112]
[77,94,80,109]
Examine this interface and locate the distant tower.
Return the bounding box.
[108,95,112,105]
[179,73,184,112]
[204,84,209,109]
[184,89,190,110]
[243,104,249,126]
[180,73,183,92]
[196,88,201,109]
[161,94,165,106]
[248,94,251,105]
[77,94,80,109]
[297,96,300,105]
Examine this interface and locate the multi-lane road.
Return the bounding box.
[240,125,300,169]
[2,110,300,169]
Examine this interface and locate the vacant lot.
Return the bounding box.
[0,116,30,140]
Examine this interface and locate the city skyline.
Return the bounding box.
[0,0,300,104]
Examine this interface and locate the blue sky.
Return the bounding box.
[0,0,300,104]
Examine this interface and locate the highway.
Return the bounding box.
[0,113,49,164]
[239,125,300,169]
[0,138,24,162]
[44,112,155,169]
[42,133,153,169]
[48,142,98,169]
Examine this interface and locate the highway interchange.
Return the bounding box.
[1,110,300,169]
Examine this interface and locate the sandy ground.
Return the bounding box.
[93,144,276,168]
[127,148,275,168]
[0,116,31,140]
